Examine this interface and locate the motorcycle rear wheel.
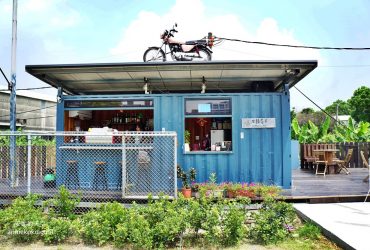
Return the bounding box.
[143,48,165,62]
[193,48,212,61]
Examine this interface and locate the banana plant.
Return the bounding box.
[291,117,331,143]
[334,118,370,142]
[292,116,370,143]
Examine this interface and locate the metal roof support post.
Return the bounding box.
[9,0,18,187]
[281,83,291,189]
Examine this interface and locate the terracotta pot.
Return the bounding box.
[181,188,192,198]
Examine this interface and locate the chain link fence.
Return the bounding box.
[0,131,177,206]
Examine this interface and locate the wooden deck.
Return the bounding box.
[0,168,369,204]
[284,168,369,202]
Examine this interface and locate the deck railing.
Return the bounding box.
[0,131,177,203]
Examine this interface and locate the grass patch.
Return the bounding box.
[277,236,341,250]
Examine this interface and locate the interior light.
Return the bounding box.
[201,83,206,94]
[143,83,149,94]
[201,76,206,93]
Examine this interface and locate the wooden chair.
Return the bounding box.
[314,151,328,176]
[335,148,353,175]
[360,150,369,183]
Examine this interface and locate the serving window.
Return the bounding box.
[184,98,232,153]
[64,99,154,133]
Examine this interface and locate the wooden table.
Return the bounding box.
[313,149,339,174]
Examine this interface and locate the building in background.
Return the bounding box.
[337,115,351,126]
[0,86,56,131]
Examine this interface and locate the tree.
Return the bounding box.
[348,86,370,122]
[324,99,351,116]
[290,107,297,122]
[300,107,315,114]
[296,110,326,127]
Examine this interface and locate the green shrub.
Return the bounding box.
[44,185,80,219]
[114,206,153,249]
[202,202,222,245]
[222,201,247,246]
[143,195,172,226]
[250,197,295,244]
[297,222,321,240]
[42,217,72,244]
[187,197,210,235]
[1,194,44,243]
[142,195,187,248]
[80,210,110,246]
[151,205,187,248]
[80,202,127,246]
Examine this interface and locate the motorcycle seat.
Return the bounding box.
[185,40,207,45]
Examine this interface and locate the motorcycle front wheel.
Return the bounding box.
[193,48,212,61]
[143,48,165,62]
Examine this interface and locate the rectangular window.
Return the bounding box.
[65,99,153,109]
[184,98,232,153]
[185,99,231,115]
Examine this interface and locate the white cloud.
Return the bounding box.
[109,0,328,110]
[110,0,323,63]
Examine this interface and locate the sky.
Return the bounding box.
[0,0,369,111]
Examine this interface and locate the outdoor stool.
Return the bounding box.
[66,160,80,189]
[93,161,108,190]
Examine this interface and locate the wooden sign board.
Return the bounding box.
[242,118,276,128]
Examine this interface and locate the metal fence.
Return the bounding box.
[0,131,177,204]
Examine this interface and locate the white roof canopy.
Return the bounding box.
[26,61,317,95]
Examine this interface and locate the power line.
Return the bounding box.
[293,86,348,127]
[21,115,55,120]
[215,37,370,50]
[0,67,11,89]
[0,86,53,91]
[318,64,370,68]
[0,104,57,119]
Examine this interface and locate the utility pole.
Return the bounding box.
[336,103,339,125]
[9,0,18,187]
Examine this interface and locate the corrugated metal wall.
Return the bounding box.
[0,92,56,131]
[59,91,291,188]
[153,93,290,188]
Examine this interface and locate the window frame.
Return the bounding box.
[64,99,154,109]
[184,97,233,154]
[184,98,232,116]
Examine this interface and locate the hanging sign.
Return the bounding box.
[242,118,276,128]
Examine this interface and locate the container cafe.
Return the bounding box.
[26,61,317,191]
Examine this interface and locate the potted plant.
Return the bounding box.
[178,166,196,198]
[224,182,242,198]
[180,172,192,198]
[237,183,256,198]
[199,172,223,198]
[191,183,200,198]
[184,130,191,152]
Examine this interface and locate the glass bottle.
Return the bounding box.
[212,119,217,129]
